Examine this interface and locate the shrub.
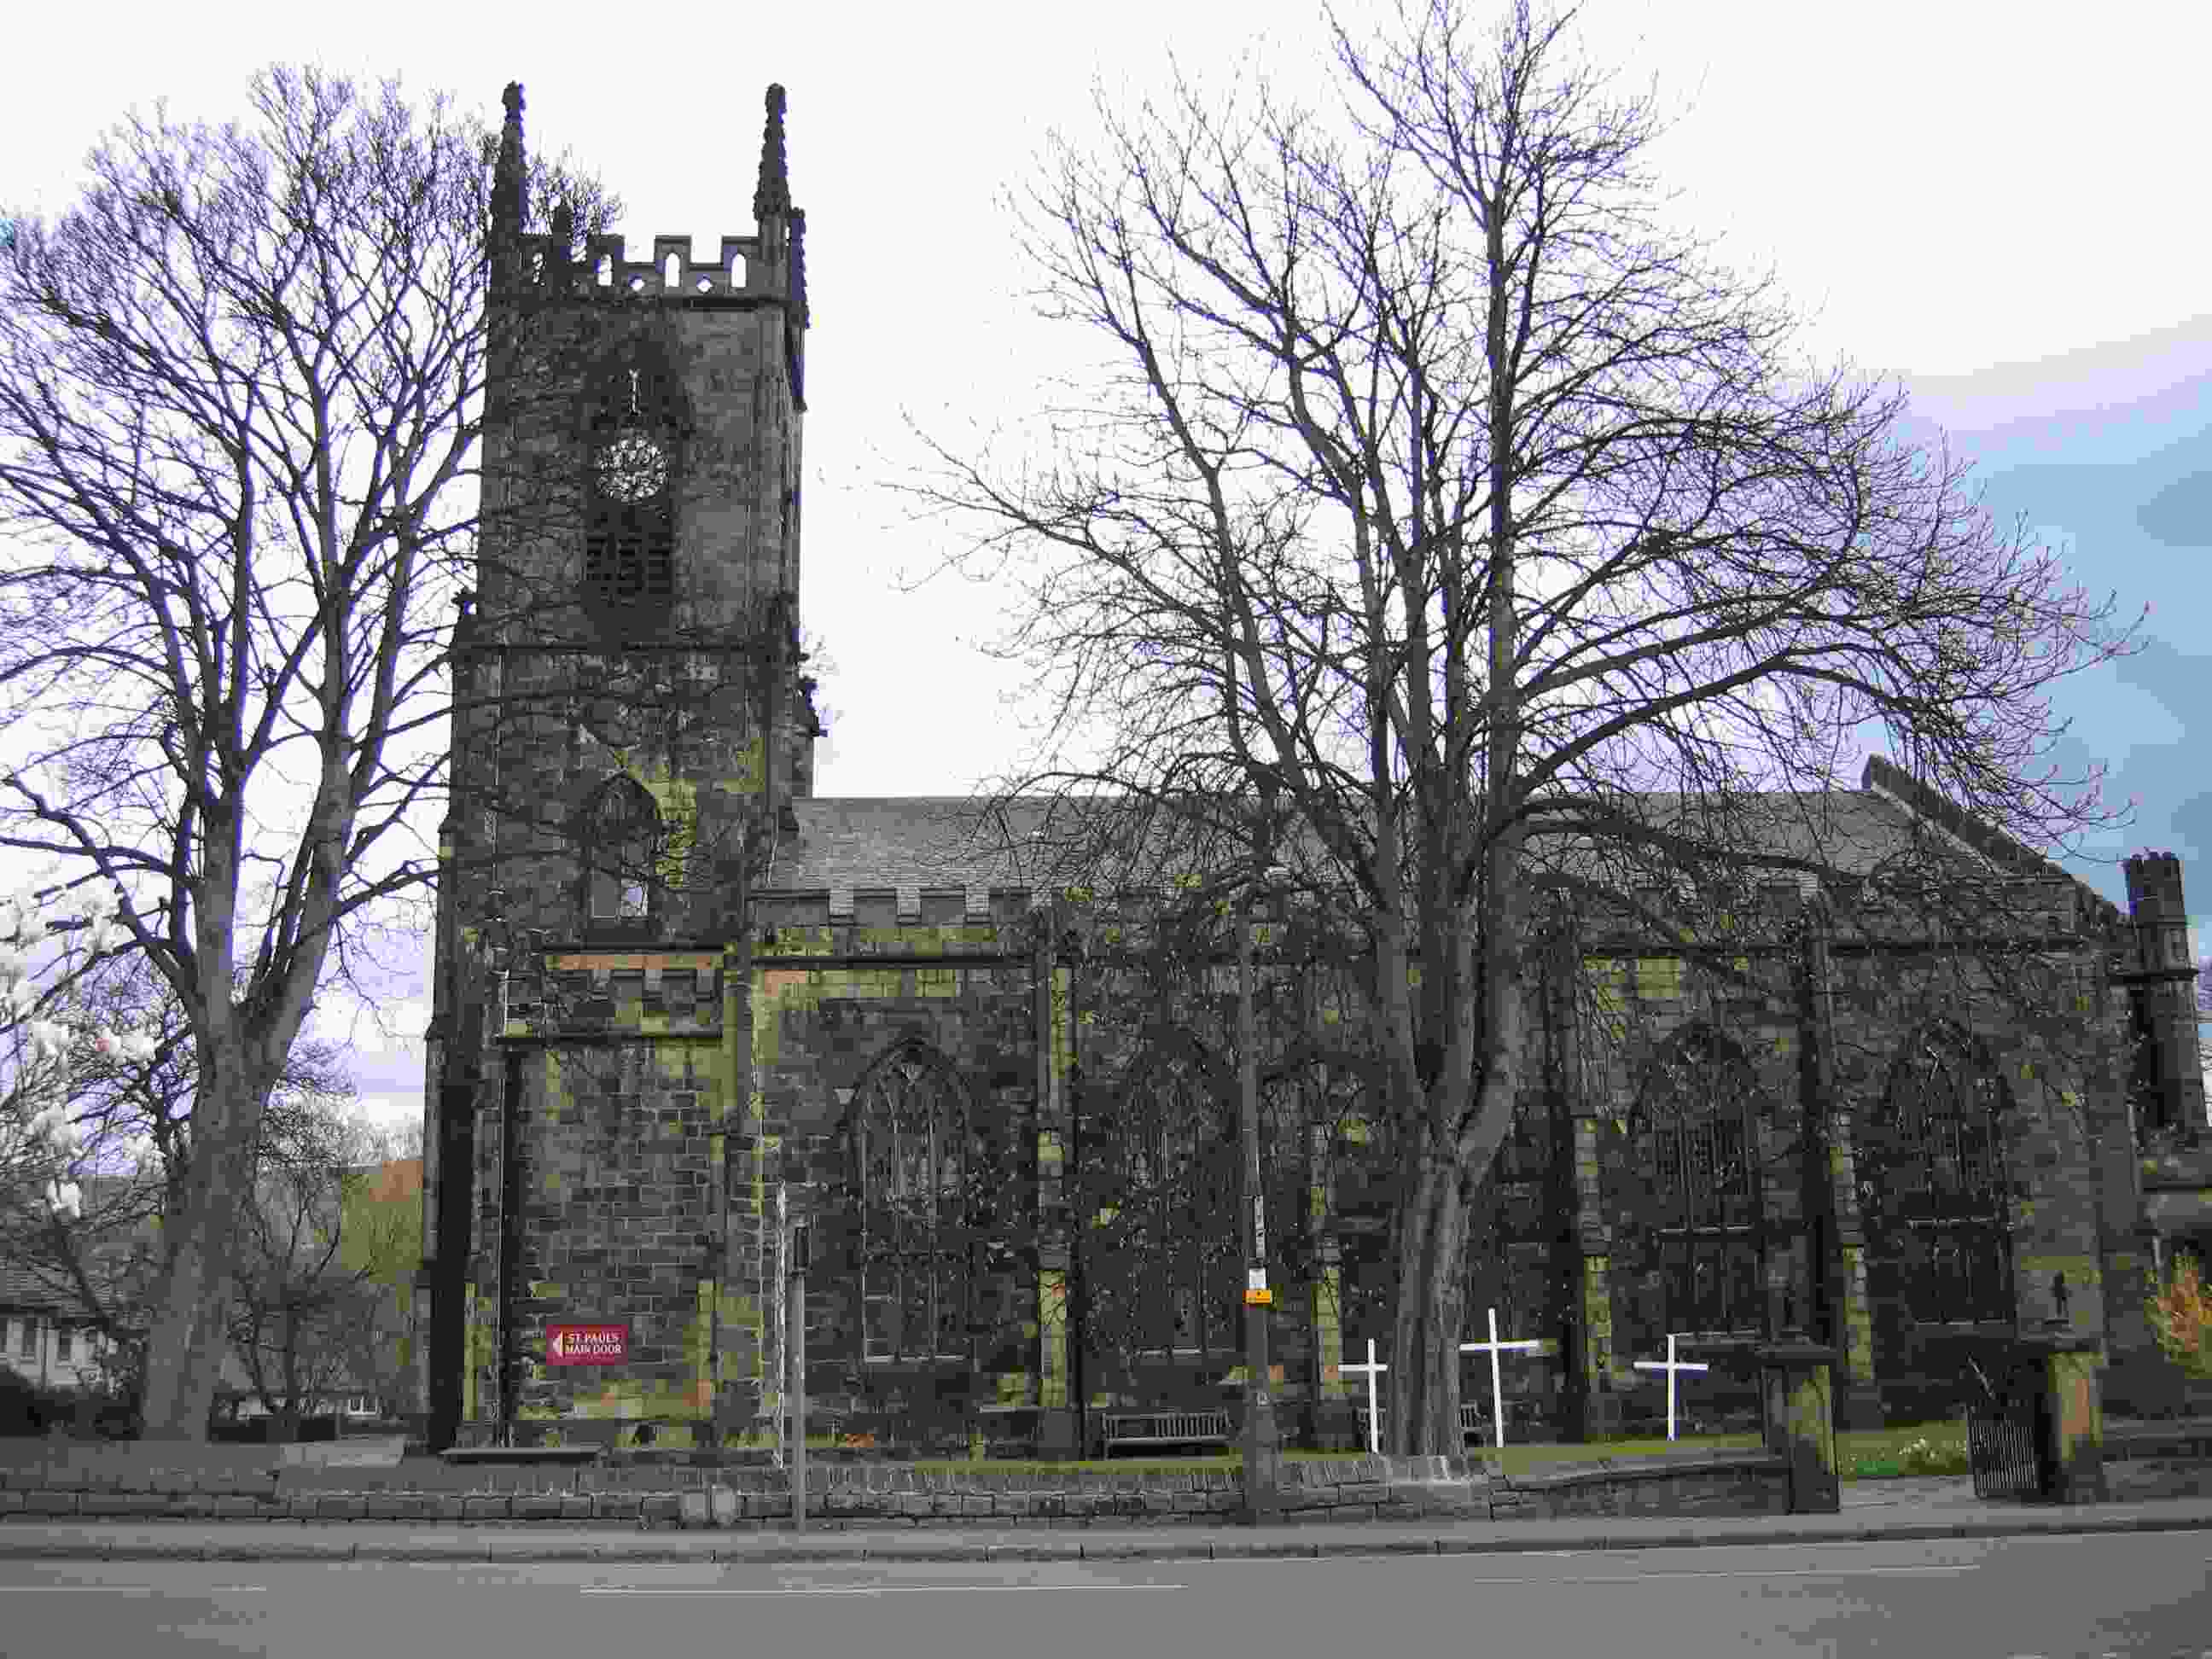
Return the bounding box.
[2148,1254,2212,1379]
[0,1371,59,1436]
[0,1376,145,1440]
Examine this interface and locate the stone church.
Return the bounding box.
[416,84,2212,1454]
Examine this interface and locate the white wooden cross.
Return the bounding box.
[1341,1337,1388,1456]
[1458,1306,1545,1449]
[1631,1333,1709,1441]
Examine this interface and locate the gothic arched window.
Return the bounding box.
[1462,1084,1558,1363]
[1864,1023,2014,1325]
[1258,1058,1391,1383]
[853,1045,986,1365]
[582,352,680,628]
[579,776,662,928]
[1624,1026,1769,1336]
[1085,1055,1238,1363]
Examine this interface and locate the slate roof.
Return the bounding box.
[768,796,1040,892]
[762,758,2118,924]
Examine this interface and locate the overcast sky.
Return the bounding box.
[7,0,2208,1141]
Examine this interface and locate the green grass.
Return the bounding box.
[1837,1425,1971,1480]
[1463,1434,1764,1477]
[719,1434,865,1451]
[1461,1425,1970,1481]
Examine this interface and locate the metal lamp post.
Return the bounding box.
[788,1218,809,1533]
[1238,872,1283,1525]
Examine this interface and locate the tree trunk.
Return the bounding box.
[137,1199,236,1441]
[138,1036,271,1441]
[1387,960,1535,1455]
[1388,1144,1470,1454]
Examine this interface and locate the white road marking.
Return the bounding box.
[579,1582,1185,1598]
[1220,1566,1982,1575]
[0,1583,266,1595]
[1207,1561,1976,1581]
[0,1586,157,1595]
[1506,1566,1976,1583]
[579,1564,1967,1596]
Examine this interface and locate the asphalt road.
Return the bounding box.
[1,1528,2206,1658]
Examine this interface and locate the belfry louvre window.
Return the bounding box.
[1627,1026,1768,1336]
[582,511,673,607]
[1865,1023,2015,1326]
[583,777,661,922]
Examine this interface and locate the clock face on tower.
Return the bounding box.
[594,431,671,504]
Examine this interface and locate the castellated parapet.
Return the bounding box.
[508,83,805,313]
[521,233,783,305]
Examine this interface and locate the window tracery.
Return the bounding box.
[1462,1085,1558,1359]
[580,776,661,926]
[853,1045,987,1365]
[1623,1025,1769,1336]
[1863,1022,2015,1325]
[1083,1056,1238,1362]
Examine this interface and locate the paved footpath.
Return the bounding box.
[2,1478,2208,1563]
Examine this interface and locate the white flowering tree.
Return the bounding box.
[1,882,156,1208]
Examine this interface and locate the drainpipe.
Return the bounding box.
[498,1045,524,1447]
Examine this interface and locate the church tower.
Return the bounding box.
[418,83,818,1450]
[2122,850,2206,1141]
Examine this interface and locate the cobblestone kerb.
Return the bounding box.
[0,1446,1811,1526]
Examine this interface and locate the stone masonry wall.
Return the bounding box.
[0,1447,1796,1528]
[448,871,2168,1449]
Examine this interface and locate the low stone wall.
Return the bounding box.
[2101,1418,2212,1503]
[1487,1449,1790,1519]
[0,1444,1793,1527]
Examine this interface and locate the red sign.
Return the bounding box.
[546,1324,629,1365]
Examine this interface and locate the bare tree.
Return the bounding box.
[225,1091,376,1441]
[0,68,615,1438]
[905,0,2138,1451]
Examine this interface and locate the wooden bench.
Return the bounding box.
[1099,1409,1233,1457]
